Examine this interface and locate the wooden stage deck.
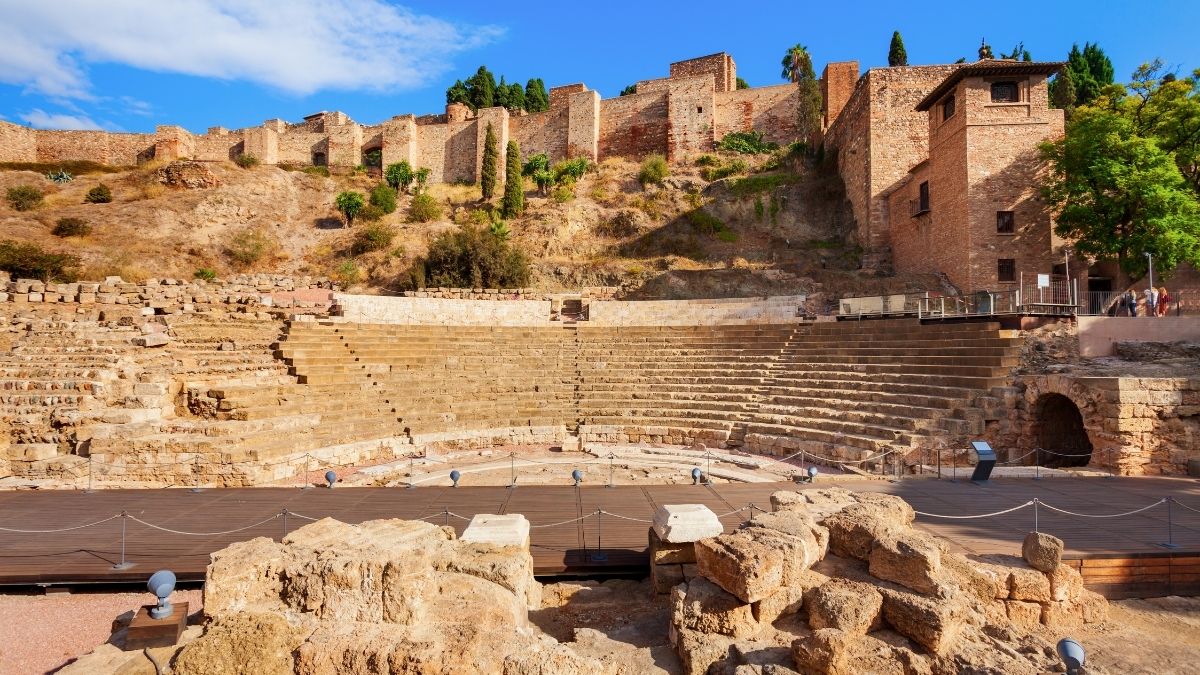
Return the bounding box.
[1,476,1198,596]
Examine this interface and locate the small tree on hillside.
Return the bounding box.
[782,45,823,142]
[385,161,414,192]
[502,141,524,218]
[481,123,499,200]
[335,191,365,228]
[888,31,908,67]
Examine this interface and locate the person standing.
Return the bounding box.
[1157,287,1171,317]
[1125,290,1137,317]
[1144,288,1156,317]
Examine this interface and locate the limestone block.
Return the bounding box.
[674,626,736,675]
[806,580,883,634]
[751,584,805,624]
[695,530,784,604]
[134,334,169,347]
[652,562,686,594]
[868,530,944,594]
[823,502,909,561]
[879,587,966,655]
[1048,564,1083,602]
[671,577,758,638]
[28,292,43,302]
[10,443,58,461]
[460,513,530,549]
[1008,564,1052,603]
[1021,532,1063,572]
[1004,600,1042,629]
[1074,588,1108,624]
[650,527,697,564]
[791,628,857,675]
[653,504,723,543]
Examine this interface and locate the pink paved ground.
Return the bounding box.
[0,588,202,675]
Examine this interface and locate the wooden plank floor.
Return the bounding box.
[0,477,1198,585]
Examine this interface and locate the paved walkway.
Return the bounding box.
[0,476,1197,584]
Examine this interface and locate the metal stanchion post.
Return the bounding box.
[301,454,313,490]
[86,454,95,493]
[951,451,957,482]
[509,452,516,489]
[406,454,415,490]
[112,511,134,570]
[190,455,203,493]
[591,510,607,562]
[1160,498,1180,549]
[606,453,614,488]
[444,509,450,527]
[1034,449,1041,481]
[1033,499,1039,534]
[706,451,712,484]
[281,508,289,539]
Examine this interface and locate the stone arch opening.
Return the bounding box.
[1033,393,1093,468]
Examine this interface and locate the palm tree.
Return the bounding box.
[780,44,811,83]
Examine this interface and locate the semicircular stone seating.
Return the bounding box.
[3,316,1019,486]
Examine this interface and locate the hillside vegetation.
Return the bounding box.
[0,150,938,299]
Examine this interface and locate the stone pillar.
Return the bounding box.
[244,127,279,165]
[567,89,600,161]
[153,125,195,162]
[326,122,364,168]
[475,106,510,185]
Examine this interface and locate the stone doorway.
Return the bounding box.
[1033,393,1093,468]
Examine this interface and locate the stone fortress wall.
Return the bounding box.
[0,53,798,184]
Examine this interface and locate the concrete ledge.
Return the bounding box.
[461,513,531,549]
[653,504,722,543]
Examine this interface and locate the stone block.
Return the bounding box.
[806,580,883,634]
[652,562,686,595]
[671,577,758,638]
[695,531,784,604]
[1021,531,1063,572]
[653,504,723,543]
[1048,564,1083,602]
[1008,564,1052,603]
[10,443,58,461]
[650,527,697,564]
[879,587,966,655]
[868,530,943,594]
[460,513,530,549]
[135,334,169,347]
[1004,600,1042,629]
[791,628,857,675]
[751,584,805,624]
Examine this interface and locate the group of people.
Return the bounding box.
[1112,287,1173,317]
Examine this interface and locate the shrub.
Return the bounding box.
[532,169,554,193]
[408,193,442,223]
[0,240,81,281]
[415,224,531,288]
[522,153,550,176]
[351,222,396,255]
[369,183,397,214]
[413,167,432,194]
[335,191,365,226]
[638,154,669,186]
[46,169,73,184]
[52,217,91,237]
[84,184,113,204]
[194,267,217,281]
[694,154,720,167]
[701,159,749,182]
[385,161,414,192]
[501,141,524,218]
[235,154,259,169]
[716,130,779,154]
[465,208,495,227]
[551,157,591,184]
[6,185,43,211]
[728,172,800,197]
[224,228,276,267]
[551,185,575,203]
[303,165,331,178]
[358,204,385,222]
[332,260,361,286]
[686,209,736,241]
[488,221,511,241]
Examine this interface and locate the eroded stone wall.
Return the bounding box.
[714,84,801,146]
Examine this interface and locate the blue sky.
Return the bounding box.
[1,0,1197,134]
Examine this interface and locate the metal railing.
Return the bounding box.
[1077,290,1189,317]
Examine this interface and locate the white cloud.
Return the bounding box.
[0,1,503,98]
[19,109,104,130]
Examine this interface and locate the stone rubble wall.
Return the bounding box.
[587,294,807,326]
[0,273,334,317]
[333,294,554,326]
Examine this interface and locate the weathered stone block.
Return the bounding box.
[1021,531,1063,572]
[868,530,943,594]
[460,513,530,549]
[806,580,883,635]
[695,531,784,603]
[671,577,758,638]
[791,628,857,675]
[653,504,723,544]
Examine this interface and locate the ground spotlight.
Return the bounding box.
[572,469,583,486]
[324,470,337,488]
[450,469,461,487]
[691,467,702,485]
[1056,638,1085,675]
[147,569,176,620]
[807,466,819,482]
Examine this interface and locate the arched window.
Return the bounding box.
[991,81,1019,103]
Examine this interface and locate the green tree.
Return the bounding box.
[384,161,413,192]
[1039,106,1200,281]
[417,223,530,288]
[495,75,511,109]
[1000,42,1032,62]
[1118,61,1200,194]
[413,167,432,194]
[480,123,499,200]
[978,39,994,60]
[1061,42,1115,107]
[888,31,908,67]
[736,77,750,90]
[1050,68,1078,115]
[620,84,637,96]
[525,78,549,112]
[369,183,397,214]
[335,191,365,227]
[507,82,526,111]
[782,45,823,141]
[466,66,497,110]
[502,140,524,218]
[446,79,471,108]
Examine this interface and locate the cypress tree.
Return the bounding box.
[525,78,548,112]
[495,75,510,110]
[446,79,470,108]
[1050,68,1077,114]
[888,31,908,67]
[467,66,496,109]
[480,123,498,200]
[507,82,525,112]
[502,140,524,218]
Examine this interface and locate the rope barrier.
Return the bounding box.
[530,514,593,529]
[997,448,1041,465]
[914,501,1035,519]
[596,510,654,524]
[126,513,281,536]
[0,514,122,533]
[1037,498,1167,519]
[1171,499,1200,515]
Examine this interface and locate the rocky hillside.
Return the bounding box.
[1,153,943,300]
